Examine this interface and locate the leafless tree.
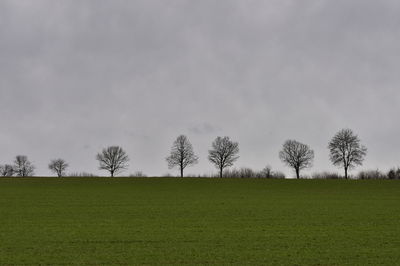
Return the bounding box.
[328,128,367,179]
[279,140,314,179]
[96,146,129,177]
[387,168,400,180]
[48,159,69,177]
[208,136,239,178]
[0,164,14,177]
[166,135,198,178]
[13,155,35,177]
[260,165,273,178]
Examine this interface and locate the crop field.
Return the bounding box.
[0,178,399,265]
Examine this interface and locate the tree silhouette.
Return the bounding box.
[0,164,14,177]
[13,155,35,177]
[166,135,198,177]
[208,136,239,178]
[96,146,129,177]
[48,159,69,177]
[328,128,367,179]
[279,140,314,179]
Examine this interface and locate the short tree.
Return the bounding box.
[260,165,273,178]
[279,140,314,179]
[387,168,400,180]
[0,164,14,177]
[166,135,198,178]
[208,136,239,178]
[13,155,35,177]
[96,146,129,177]
[48,159,69,177]
[328,128,367,179]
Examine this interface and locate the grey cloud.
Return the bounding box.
[188,123,219,135]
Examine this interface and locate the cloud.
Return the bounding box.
[188,123,219,135]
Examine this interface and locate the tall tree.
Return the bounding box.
[208,136,239,178]
[279,140,314,179]
[328,128,367,179]
[0,164,14,177]
[96,146,129,177]
[48,159,69,177]
[13,155,35,177]
[166,135,198,177]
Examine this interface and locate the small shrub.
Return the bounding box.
[271,171,286,179]
[69,172,98,177]
[312,172,341,179]
[387,168,400,179]
[357,169,386,180]
[129,171,147,178]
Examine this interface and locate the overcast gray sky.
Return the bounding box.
[1,0,400,177]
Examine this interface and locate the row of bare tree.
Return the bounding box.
[165,128,367,179]
[90,128,368,179]
[278,128,367,179]
[0,128,369,178]
[0,156,36,177]
[0,156,69,177]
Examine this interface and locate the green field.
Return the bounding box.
[0,178,399,265]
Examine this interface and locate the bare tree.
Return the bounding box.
[260,165,273,178]
[96,146,129,177]
[328,128,367,179]
[208,136,239,178]
[279,140,314,179]
[0,164,14,177]
[48,159,69,177]
[166,135,198,178]
[387,168,400,180]
[13,155,35,177]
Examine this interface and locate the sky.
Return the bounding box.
[1,0,400,177]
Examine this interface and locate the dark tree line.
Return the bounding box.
[1,156,70,177]
[0,156,35,177]
[278,128,367,179]
[0,128,380,179]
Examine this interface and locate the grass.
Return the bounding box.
[0,178,399,265]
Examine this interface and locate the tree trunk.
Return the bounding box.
[220,167,223,178]
[296,168,300,179]
[344,167,348,179]
[111,170,114,177]
[180,167,183,178]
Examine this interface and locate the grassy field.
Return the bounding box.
[0,178,399,265]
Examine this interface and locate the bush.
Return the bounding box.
[387,168,400,179]
[222,167,285,179]
[270,171,286,179]
[223,168,256,178]
[69,172,98,177]
[312,172,342,179]
[357,169,386,180]
[129,171,147,177]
